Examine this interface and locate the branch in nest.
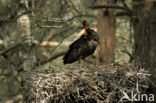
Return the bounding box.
[23,62,151,103]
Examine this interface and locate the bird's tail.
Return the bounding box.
[63,49,79,64]
[63,51,70,64]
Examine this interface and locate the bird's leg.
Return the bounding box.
[96,46,100,68]
[82,59,86,67]
[96,58,99,68]
[78,59,81,64]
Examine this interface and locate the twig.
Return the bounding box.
[23,61,151,103]
[0,10,31,26]
[0,43,21,55]
[35,20,63,28]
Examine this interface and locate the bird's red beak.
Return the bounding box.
[84,25,87,37]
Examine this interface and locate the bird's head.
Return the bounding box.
[82,20,88,27]
[82,20,88,37]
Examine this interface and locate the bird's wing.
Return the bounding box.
[88,29,99,42]
[69,35,85,48]
[63,36,88,64]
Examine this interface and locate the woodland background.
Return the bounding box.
[0,0,156,102]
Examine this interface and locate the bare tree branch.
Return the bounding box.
[88,5,132,13]
[35,20,63,28]
[0,43,21,55]
[47,26,74,41]
[66,14,97,22]
[116,12,131,16]
[121,49,132,60]
[0,10,31,26]
[39,50,67,65]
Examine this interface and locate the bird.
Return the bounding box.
[63,20,99,65]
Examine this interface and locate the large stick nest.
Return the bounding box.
[23,62,151,103]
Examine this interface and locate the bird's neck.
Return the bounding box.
[84,26,87,37]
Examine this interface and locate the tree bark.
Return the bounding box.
[17,0,36,71]
[132,0,156,87]
[97,0,116,65]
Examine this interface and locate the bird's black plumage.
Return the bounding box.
[63,21,99,64]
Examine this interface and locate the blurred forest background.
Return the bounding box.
[0,0,156,102]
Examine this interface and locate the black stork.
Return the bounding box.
[63,20,99,64]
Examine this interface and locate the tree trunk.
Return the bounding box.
[97,0,116,65]
[132,0,156,88]
[17,0,36,71]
